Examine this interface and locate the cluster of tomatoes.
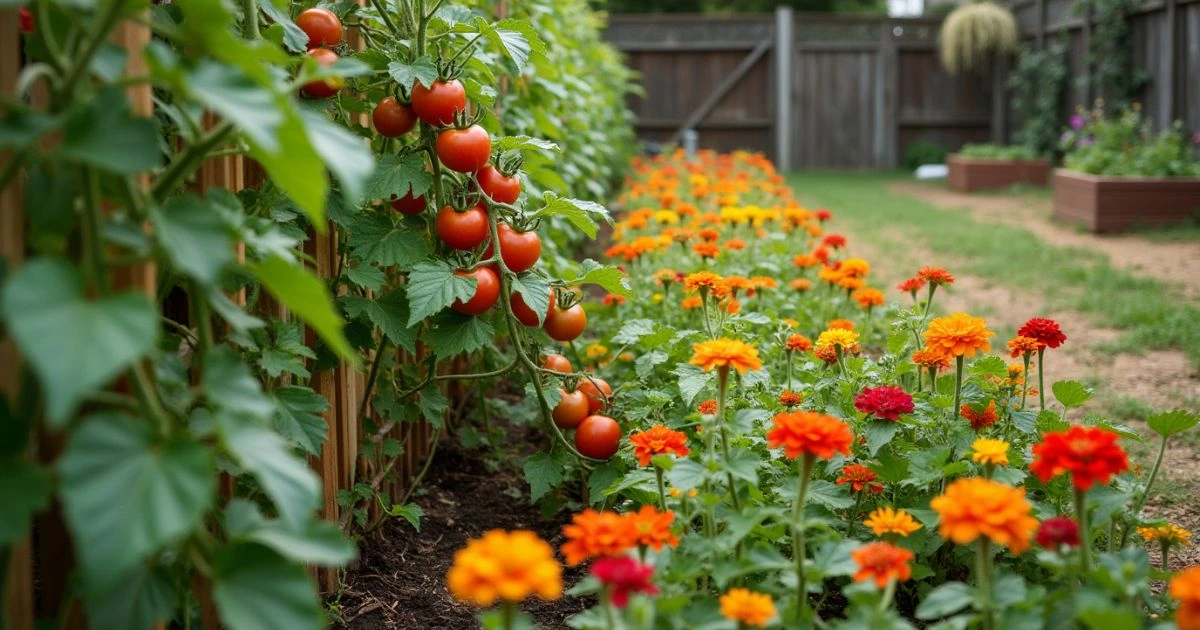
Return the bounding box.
[544,354,620,460]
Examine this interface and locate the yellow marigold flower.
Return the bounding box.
[586,344,608,359]
[864,507,923,537]
[971,438,1010,466]
[931,478,1038,553]
[912,347,951,371]
[652,293,664,304]
[816,328,860,351]
[924,312,995,358]
[653,209,679,225]
[840,257,870,278]
[683,271,723,294]
[852,287,885,309]
[1007,335,1041,358]
[781,317,799,328]
[828,319,855,330]
[1139,523,1192,546]
[719,588,776,628]
[447,530,563,606]
[690,338,763,374]
[838,276,865,291]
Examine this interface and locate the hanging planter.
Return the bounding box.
[938,2,1019,75]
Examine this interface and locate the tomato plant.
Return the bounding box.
[553,390,590,429]
[451,268,500,316]
[510,288,551,327]
[485,223,541,273]
[545,301,587,342]
[476,164,521,204]
[295,7,342,48]
[435,205,490,250]
[373,96,417,137]
[390,191,427,215]
[411,79,468,127]
[577,377,611,414]
[543,354,573,373]
[301,48,341,98]
[436,124,492,173]
[573,415,621,459]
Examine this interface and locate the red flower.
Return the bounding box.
[837,463,883,494]
[590,556,658,608]
[854,386,913,421]
[897,277,926,296]
[1018,318,1066,350]
[1036,516,1081,548]
[1030,426,1129,490]
[917,266,955,287]
[960,400,999,430]
[815,209,832,221]
[822,234,846,249]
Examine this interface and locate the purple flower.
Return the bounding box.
[1059,132,1070,143]
[1070,114,1084,130]
[1193,132,1200,146]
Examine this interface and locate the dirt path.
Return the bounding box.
[832,210,1200,568]
[889,182,1200,301]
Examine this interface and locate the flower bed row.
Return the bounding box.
[443,150,1200,629]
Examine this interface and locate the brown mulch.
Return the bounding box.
[332,430,594,630]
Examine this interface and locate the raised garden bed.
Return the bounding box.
[947,154,1050,192]
[1052,169,1200,233]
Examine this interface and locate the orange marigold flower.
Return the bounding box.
[852,542,914,587]
[923,312,994,358]
[828,319,855,330]
[750,276,777,290]
[1018,317,1067,350]
[1007,335,1041,358]
[971,437,1010,466]
[785,334,813,352]
[779,390,804,407]
[814,344,839,364]
[698,228,720,241]
[897,276,926,296]
[723,275,754,296]
[681,296,703,309]
[1169,566,1200,630]
[692,241,721,258]
[837,463,883,494]
[690,338,763,374]
[683,271,724,294]
[917,266,955,286]
[930,477,1038,553]
[1030,426,1129,490]
[652,268,679,286]
[603,293,627,307]
[724,297,741,314]
[1137,523,1191,546]
[816,328,859,351]
[793,254,819,268]
[697,399,718,415]
[724,238,747,250]
[447,530,563,606]
[960,400,999,430]
[864,507,923,537]
[625,505,679,551]
[840,258,870,278]
[629,425,690,466]
[766,411,853,460]
[561,510,636,566]
[852,287,885,309]
[789,278,812,292]
[911,347,951,371]
[719,588,776,628]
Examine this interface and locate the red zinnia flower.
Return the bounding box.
[917,266,955,287]
[590,555,658,608]
[1018,318,1066,350]
[854,386,914,421]
[1030,426,1129,490]
[837,463,883,494]
[897,276,926,297]
[697,399,718,415]
[815,209,832,221]
[822,234,846,249]
[1036,516,1081,549]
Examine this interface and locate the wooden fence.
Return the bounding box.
[605,3,1198,170]
[0,7,437,629]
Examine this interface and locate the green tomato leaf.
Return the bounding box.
[417,385,449,428]
[220,417,321,532]
[272,386,330,455]
[341,291,416,350]
[510,273,551,326]
[226,500,355,566]
[524,452,564,503]
[915,581,974,620]
[387,56,439,90]
[492,135,559,155]
[249,254,356,365]
[298,109,374,205]
[82,564,174,630]
[404,260,475,326]
[0,259,159,424]
[345,264,386,291]
[203,346,276,419]
[534,193,611,239]
[258,0,308,53]
[424,311,495,358]
[187,61,283,152]
[364,153,433,201]
[59,415,215,590]
[60,88,160,174]
[248,108,328,230]
[152,194,234,285]
[1052,380,1092,409]
[212,543,323,630]
[1146,409,1198,437]
[0,460,51,545]
[347,213,431,269]
[562,259,631,297]
[388,502,424,532]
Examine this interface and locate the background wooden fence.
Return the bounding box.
[604,2,1199,170]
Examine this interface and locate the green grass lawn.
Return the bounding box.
[787,171,1200,367]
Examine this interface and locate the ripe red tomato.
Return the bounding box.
[485,224,540,273]
[578,377,612,413]
[301,48,340,99]
[543,354,572,373]
[476,165,521,204]
[575,415,621,459]
[296,7,342,48]
[19,6,33,33]
[373,97,417,137]
[390,191,426,215]
[435,205,489,251]
[451,267,499,315]
[510,289,551,327]
[411,79,467,126]
[553,390,590,429]
[544,302,586,342]
[436,125,491,173]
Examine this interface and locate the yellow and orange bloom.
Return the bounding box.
[690,338,763,374]
[779,390,804,407]
[629,425,690,466]
[447,530,563,606]
[1137,523,1191,547]
[852,287,885,309]
[697,399,718,415]
[785,334,812,352]
[864,507,923,537]
[852,542,914,587]
[1170,566,1200,630]
[911,347,951,371]
[1007,335,1042,358]
[766,411,853,460]
[815,328,859,352]
[923,312,994,358]
[971,438,1010,466]
[561,510,636,566]
[626,505,680,551]
[719,588,776,628]
[931,477,1038,553]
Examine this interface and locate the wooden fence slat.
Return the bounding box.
[667,39,772,146]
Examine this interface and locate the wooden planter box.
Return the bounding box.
[1052,169,1200,233]
[946,154,1051,192]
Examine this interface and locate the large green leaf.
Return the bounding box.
[363,153,433,201]
[220,417,321,532]
[386,57,439,91]
[187,61,283,152]
[533,193,610,238]
[0,259,159,424]
[82,564,174,630]
[1146,409,1197,437]
[347,213,431,269]
[298,109,374,205]
[60,88,160,174]
[212,543,323,630]
[272,386,330,455]
[915,581,974,620]
[404,260,475,325]
[249,255,356,364]
[225,500,354,566]
[59,415,215,589]
[523,452,564,503]
[0,460,51,544]
[424,312,494,357]
[248,109,329,230]
[203,346,276,420]
[152,194,234,285]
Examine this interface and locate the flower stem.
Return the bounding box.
[1074,488,1091,575]
[716,368,741,512]
[655,467,667,511]
[1037,348,1046,411]
[976,539,995,630]
[792,455,815,619]
[953,355,964,418]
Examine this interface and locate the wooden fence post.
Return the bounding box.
[878,20,899,168]
[774,6,793,170]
